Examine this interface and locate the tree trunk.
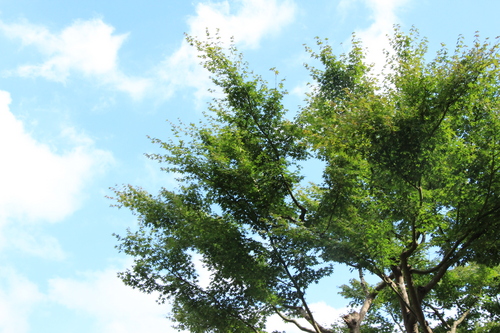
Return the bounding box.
[343,312,361,333]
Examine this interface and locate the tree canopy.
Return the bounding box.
[112,28,500,333]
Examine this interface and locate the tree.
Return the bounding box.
[430,264,500,332]
[112,28,500,333]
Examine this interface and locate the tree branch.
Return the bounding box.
[359,268,370,297]
[387,307,406,333]
[274,308,318,333]
[411,233,468,275]
[168,270,261,333]
[356,271,388,325]
[269,237,322,333]
[242,94,307,222]
[279,305,333,333]
[448,309,470,333]
[423,229,485,292]
[424,302,451,330]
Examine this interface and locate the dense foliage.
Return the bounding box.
[112,29,500,332]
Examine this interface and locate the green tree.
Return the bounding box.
[431,264,500,332]
[112,28,500,333]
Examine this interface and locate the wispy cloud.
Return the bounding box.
[48,266,183,333]
[0,90,113,257]
[187,0,297,49]
[46,264,346,333]
[0,90,112,223]
[0,264,182,333]
[157,0,297,102]
[0,19,152,99]
[339,0,409,73]
[0,267,44,333]
[0,1,296,102]
[5,227,67,260]
[0,261,348,333]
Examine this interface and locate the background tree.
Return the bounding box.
[112,28,500,332]
[430,264,500,332]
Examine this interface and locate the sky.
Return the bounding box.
[0,0,499,332]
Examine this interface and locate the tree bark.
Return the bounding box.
[342,276,387,333]
[343,312,361,333]
[390,265,419,333]
[448,310,469,333]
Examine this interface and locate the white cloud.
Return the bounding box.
[291,81,315,99]
[6,227,67,260]
[0,90,112,224]
[158,0,296,102]
[266,302,348,332]
[0,90,113,257]
[48,267,184,333]
[0,19,151,99]
[0,264,183,333]
[188,0,296,49]
[340,0,408,74]
[0,2,296,101]
[47,264,346,333]
[0,267,44,333]
[0,261,348,333]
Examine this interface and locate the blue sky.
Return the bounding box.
[0,1,499,332]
